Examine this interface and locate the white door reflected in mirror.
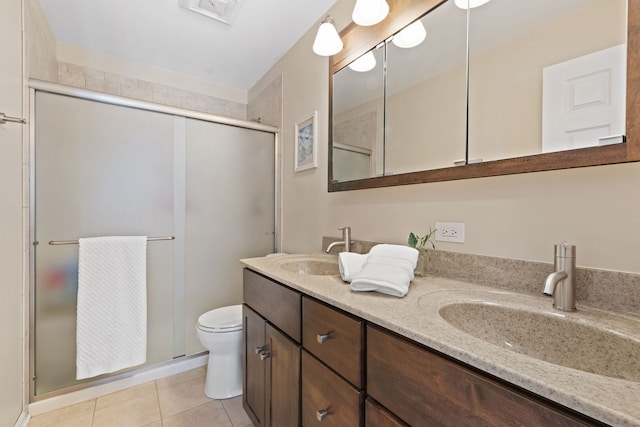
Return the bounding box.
[542,44,626,153]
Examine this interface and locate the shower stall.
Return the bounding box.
[30,84,277,399]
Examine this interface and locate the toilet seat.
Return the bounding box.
[197,304,242,333]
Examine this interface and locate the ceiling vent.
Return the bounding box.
[178,0,241,25]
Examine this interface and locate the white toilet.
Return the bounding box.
[196,304,243,399]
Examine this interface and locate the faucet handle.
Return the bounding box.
[338,226,350,231]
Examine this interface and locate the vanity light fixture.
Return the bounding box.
[352,0,389,26]
[313,16,343,56]
[348,51,377,72]
[391,20,427,49]
[454,0,492,9]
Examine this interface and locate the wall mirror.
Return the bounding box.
[333,45,384,180]
[329,0,639,192]
[385,2,467,175]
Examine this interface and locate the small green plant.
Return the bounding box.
[407,227,436,252]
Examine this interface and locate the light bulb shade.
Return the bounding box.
[454,0,491,9]
[348,51,377,72]
[352,0,389,26]
[313,18,343,56]
[392,21,427,49]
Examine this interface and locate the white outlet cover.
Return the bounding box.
[435,222,465,243]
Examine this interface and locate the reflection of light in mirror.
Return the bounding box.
[348,51,377,72]
[454,0,491,9]
[392,20,427,49]
[352,0,390,26]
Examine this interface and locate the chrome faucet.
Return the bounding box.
[325,226,352,253]
[543,242,576,312]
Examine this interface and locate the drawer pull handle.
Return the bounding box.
[317,333,332,344]
[316,409,329,421]
[255,345,267,354]
[260,352,271,361]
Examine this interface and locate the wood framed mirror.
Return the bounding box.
[329,0,639,192]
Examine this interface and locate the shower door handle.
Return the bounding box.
[0,112,26,124]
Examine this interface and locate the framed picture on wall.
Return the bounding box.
[294,111,318,172]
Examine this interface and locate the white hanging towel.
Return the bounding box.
[76,236,148,380]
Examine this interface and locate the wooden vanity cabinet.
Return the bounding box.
[242,270,301,427]
[366,325,603,427]
[242,268,605,427]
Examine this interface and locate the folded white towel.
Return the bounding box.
[350,263,414,297]
[369,244,419,264]
[350,244,419,297]
[76,236,148,379]
[365,254,415,280]
[338,252,368,282]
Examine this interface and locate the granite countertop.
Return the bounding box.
[241,253,640,427]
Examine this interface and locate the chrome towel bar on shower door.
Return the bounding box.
[47,236,176,245]
[0,112,26,124]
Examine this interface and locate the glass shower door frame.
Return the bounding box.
[28,81,279,402]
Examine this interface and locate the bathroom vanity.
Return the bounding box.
[241,254,640,426]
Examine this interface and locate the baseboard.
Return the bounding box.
[14,411,30,427]
[28,353,207,417]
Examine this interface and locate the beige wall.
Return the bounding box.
[57,44,247,105]
[1,0,26,424]
[55,60,248,120]
[25,0,57,81]
[250,0,640,275]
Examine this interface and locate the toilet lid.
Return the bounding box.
[198,305,242,332]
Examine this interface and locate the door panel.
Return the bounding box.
[243,305,266,426]
[184,119,275,354]
[543,44,626,151]
[266,324,300,427]
[33,92,176,395]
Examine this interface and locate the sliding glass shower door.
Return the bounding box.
[32,91,275,397]
[184,118,275,354]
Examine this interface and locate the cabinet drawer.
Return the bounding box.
[367,325,599,427]
[302,297,364,388]
[365,398,408,427]
[243,269,301,342]
[302,350,363,427]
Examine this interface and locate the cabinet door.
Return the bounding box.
[365,398,408,427]
[302,350,363,427]
[266,324,300,427]
[367,325,597,427]
[243,305,266,427]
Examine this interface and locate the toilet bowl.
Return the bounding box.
[196,304,243,399]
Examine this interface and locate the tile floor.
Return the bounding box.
[28,367,253,427]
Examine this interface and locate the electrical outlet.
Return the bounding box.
[435,222,465,243]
